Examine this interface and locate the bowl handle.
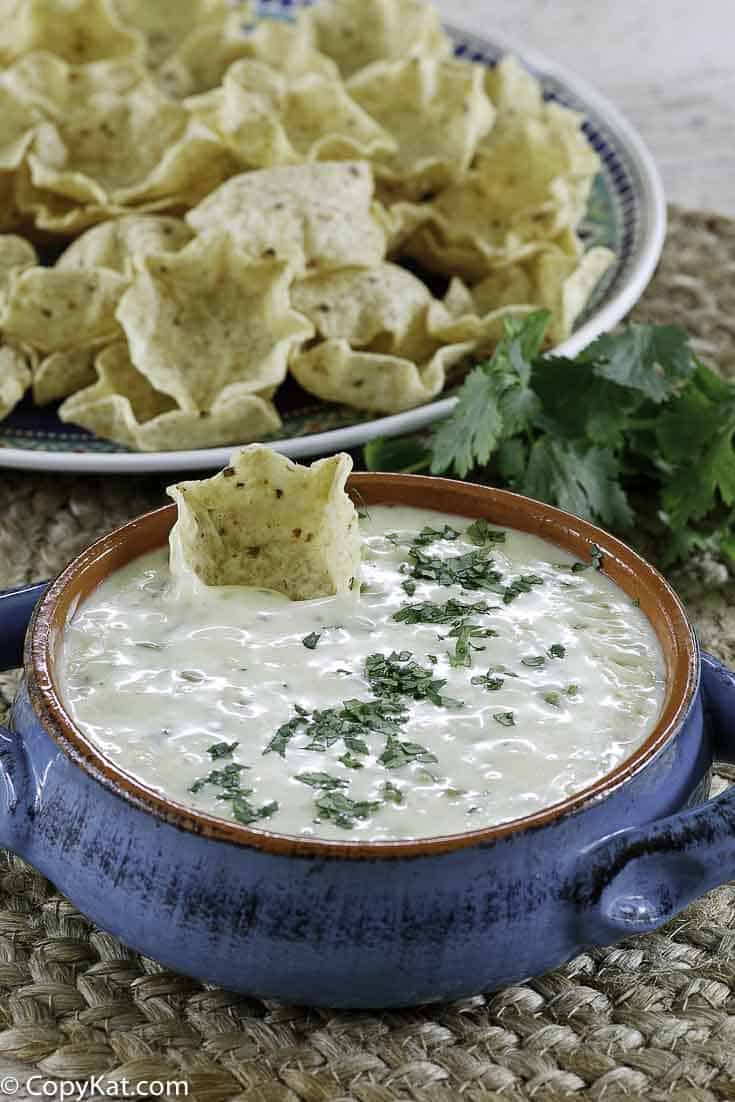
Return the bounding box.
[0,582,48,850]
[0,582,48,673]
[576,652,735,943]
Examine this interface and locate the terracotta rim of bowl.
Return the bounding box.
[25,473,698,859]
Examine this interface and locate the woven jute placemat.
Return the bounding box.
[1,205,735,1102]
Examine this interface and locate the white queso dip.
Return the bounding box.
[59,505,666,840]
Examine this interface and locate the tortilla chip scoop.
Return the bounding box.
[167,446,361,600]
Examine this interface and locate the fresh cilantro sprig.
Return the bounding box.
[365,314,733,566]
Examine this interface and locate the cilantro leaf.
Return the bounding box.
[314,792,380,829]
[207,741,239,760]
[656,366,735,527]
[431,365,504,477]
[361,319,734,569]
[295,772,348,791]
[521,439,634,529]
[531,357,639,447]
[431,312,547,476]
[465,519,506,545]
[379,734,438,769]
[364,434,431,473]
[584,324,698,402]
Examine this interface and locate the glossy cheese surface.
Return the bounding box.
[58,505,666,840]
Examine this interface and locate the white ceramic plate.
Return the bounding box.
[0,16,665,474]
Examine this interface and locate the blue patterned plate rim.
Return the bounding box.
[0,17,665,473]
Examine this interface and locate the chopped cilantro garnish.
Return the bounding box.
[365,651,461,707]
[382,780,405,804]
[393,598,494,625]
[266,697,406,759]
[470,673,504,691]
[406,546,503,592]
[302,632,321,650]
[339,751,364,770]
[231,795,278,825]
[387,524,460,549]
[295,772,348,791]
[314,791,380,829]
[465,519,506,545]
[446,622,498,668]
[189,761,248,794]
[502,574,544,604]
[379,734,438,769]
[207,740,239,760]
[493,712,516,727]
[266,711,309,757]
[414,524,461,546]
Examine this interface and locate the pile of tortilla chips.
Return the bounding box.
[0,0,614,451]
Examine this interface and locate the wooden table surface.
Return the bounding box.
[1,1,732,1094]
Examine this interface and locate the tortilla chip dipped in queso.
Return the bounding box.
[167,445,361,599]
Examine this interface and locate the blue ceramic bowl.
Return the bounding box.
[1,474,734,1009]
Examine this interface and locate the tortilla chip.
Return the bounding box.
[348,58,495,200]
[110,0,232,69]
[226,10,338,81]
[157,15,250,99]
[158,6,330,100]
[0,84,43,172]
[291,263,436,358]
[12,162,179,234]
[0,342,33,418]
[186,59,396,168]
[536,245,615,345]
[290,337,474,414]
[7,52,234,209]
[425,280,537,349]
[32,346,96,404]
[167,446,361,599]
[2,267,127,354]
[0,83,43,231]
[0,0,141,66]
[308,0,451,78]
[116,234,313,413]
[402,83,602,279]
[0,234,37,297]
[465,244,614,346]
[4,52,142,111]
[289,261,481,410]
[57,215,193,276]
[484,54,544,118]
[186,162,387,275]
[373,197,435,255]
[59,343,281,451]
